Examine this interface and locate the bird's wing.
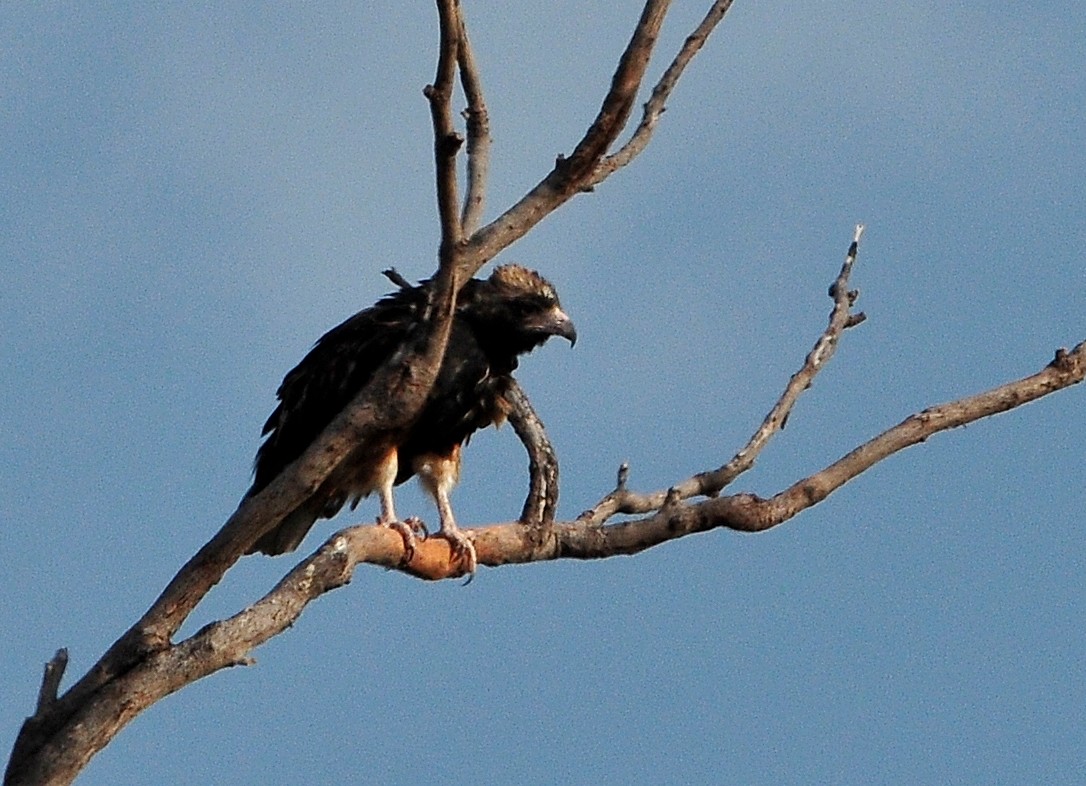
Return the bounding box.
[250,283,428,493]
[395,318,513,482]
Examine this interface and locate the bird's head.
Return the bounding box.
[466,264,577,355]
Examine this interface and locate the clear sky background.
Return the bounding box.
[3,3,1085,784]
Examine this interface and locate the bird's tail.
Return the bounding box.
[245,495,326,556]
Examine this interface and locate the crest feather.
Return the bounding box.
[489,264,558,301]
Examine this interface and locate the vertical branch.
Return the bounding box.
[457,9,491,236]
[505,381,560,532]
[425,0,465,254]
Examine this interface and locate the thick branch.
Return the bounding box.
[11,329,1081,786]
[7,193,465,786]
[33,336,1079,768]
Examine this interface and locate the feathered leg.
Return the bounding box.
[370,448,425,564]
[414,446,477,577]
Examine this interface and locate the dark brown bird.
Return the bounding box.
[245,264,575,572]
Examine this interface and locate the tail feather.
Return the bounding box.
[246,495,327,556]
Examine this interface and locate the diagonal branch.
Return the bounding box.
[35,335,1081,774]
[12,300,1082,786]
[460,0,739,280]
[581,224,867,525]
[593,0,736,183]
[559,0,672,182]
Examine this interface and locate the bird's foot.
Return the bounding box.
[437,527,477,583]
[377,516,428,566]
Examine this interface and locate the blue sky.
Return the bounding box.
[3,3,1085,784]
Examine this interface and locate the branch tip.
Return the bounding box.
[663,487,681,509]
[382,267,412,290]
[616,462,630,491]
[34,648,69,718]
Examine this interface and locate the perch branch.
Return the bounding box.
[29,333,1082,782]
[11,334,1083,786]
[7,253,463,786]
[7,182,467,786]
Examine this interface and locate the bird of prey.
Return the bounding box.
[245,264,576,573]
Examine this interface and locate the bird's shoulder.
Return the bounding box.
[261,283,430,434]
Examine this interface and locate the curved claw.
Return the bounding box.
[401,516,429,539]
[438,528,477,582]
[377,517,421,567]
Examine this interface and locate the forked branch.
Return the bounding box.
[9,3,1080,785]
[460,0,735,278]
[581,224,867,524]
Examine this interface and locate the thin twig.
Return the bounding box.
[580,225,867,524]
[32,650,68,720]
[594,0,735,183]
[382,267,412,290]
[456,8,490,236]
[461,0,723,279]
[561,0,672,181]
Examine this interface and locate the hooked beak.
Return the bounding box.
[534,306,577,347]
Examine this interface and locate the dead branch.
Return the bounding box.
[594,0,737,182]
[460,0,734,278]
[456,6,490,235]
[27,332,1079,766]
[9,3,1078,785]
[424,0,465,251]
[581,224,867,525]
[505,380,560,531]
[31,652,68,721]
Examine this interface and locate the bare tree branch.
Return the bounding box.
[32,652,68,721]
[460,0,736,279]
[594,0,736,182]
[456,6,491,235]
[8,4,1080,784]
[505,380,560,532]
[381,267,412,290]
[561,0,671,181]
[581,224,867,525]
[424,0,465,251]
[6,260,463,784]
[29,333,1079,762]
